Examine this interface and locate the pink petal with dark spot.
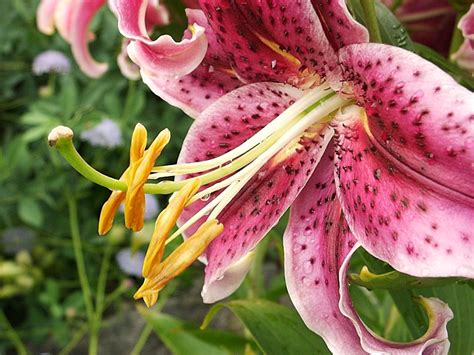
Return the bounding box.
[37,0,60,35]
[198,0,304,83]
[339,249,453,354]
[233,0,340,81]
[334,115,474,278]
[111,0,208,78]
[70,0,108,78]
[177,82,333,300]
[311,0,369,49]
[338,43,474,198]
[143,64,242,118]
[284,147,365,354]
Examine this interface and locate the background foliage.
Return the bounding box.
[0,0,472,354]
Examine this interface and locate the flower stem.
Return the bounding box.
[361,0,382,43]
[0,310,28,355]
[247,235,271,299]
[66,192,96,354]
[89,242,113,355]
[130,323,154,355]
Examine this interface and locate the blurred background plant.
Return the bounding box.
[0,0,472,354]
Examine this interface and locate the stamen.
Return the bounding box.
[98,124,148,235]
[206,95,347,219]
[149,84,331,178]
[164,94,349,245]
[134,219,224,306]
[142,179,201,278]
[125,129,170,231]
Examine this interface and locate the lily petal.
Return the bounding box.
[177,82,333,300]
[311,0,369,49]
[110,0,208,78]
[139,8,242,118]
[201,249,255,303]
[459,4,474,49]
[339,248,453,354]
[70,0,108,78]
[37,0,60,35]
[284,147,365,354]
[338,43,474,198]
[451,40,474,73]
[285,147,453,353]
[143,61,242,119]
[54,0,76,42]
[199,0,304,82]
[117,39,141,80]
[232,0,341,81]
[333,109,474,278]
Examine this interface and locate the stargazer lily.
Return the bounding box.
[49,0,473,353]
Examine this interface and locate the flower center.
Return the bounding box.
[48,83,353,306]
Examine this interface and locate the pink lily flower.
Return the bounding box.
[452,4,474,73]
[36,0,170,78]
[381,0,456,56]
[65,0,473,353]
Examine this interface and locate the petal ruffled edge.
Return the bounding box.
[339,247,453,354]
[111,0,208,78]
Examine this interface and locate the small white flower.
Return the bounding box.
[32,50,71,75]
[116,248,145,277]
[80,119,123,148]
[1,227,36,254]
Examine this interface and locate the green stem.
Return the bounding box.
[131,282,178,354]
[247,234,271,299]
[90,242,113,355]
[130,323,154,355]
[122,80,137,123]
[59,282,130,355]
[361,0,382,43]
[66,192,96,354]
[0,310,28,355]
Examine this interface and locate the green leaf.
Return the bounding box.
[59,75,79,119]
[139,307,248,355]
[18,197,44,227]
[202,299,330,355]
[349,0,415,51]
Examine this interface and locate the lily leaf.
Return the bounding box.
[202,299,330,355]
[348,0,415,51]
[138,306,248,355]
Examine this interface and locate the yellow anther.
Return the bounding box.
[142,290,158,308]
[142,179,201,278]
[130,123,147,162]
[98,124,149,235]
[134,219,223,301]
[125,129,171,232]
